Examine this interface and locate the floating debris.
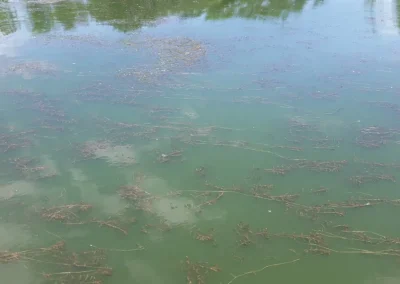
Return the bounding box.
[5,61,57,79]
[78,141,137,166]
[119,36,207,83]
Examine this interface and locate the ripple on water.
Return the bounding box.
[0,180,36,199]
[2,60,58,79]
[0,223,37,283]
[126,259,163,284]
[181,105,199,120]
[69,167,89,182]
[39,155,60,177]
[82,141,137,166]
[0,223,32,250]
[74,181,128,216]
[141,176,196,224]
[0,263,35,284]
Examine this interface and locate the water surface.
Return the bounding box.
[1,0,400,283]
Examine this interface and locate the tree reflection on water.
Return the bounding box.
[1,0,324,35]
[2,0,400,37]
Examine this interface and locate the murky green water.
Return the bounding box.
[1,0,400,283]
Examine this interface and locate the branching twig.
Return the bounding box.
[227,259,300,284]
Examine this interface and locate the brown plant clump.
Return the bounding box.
[184,256,221,284]
[41,203,92,222]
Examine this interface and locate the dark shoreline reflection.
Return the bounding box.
[365,0,400,34]
[2,0,324,35]
[0,1,18,35]
[3,0,400,36]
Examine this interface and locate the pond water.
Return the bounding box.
[1,0,400,283]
